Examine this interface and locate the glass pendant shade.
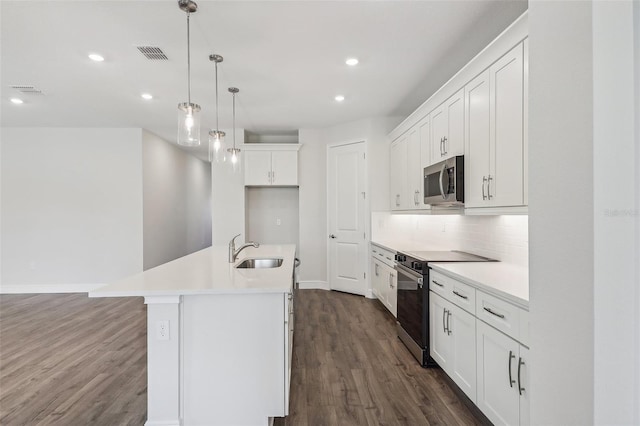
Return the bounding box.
[177,102,201,146]
[208,130,226,162]
[227,147,241,172]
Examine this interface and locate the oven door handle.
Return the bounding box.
[394,263,424,282]
[439,162,447,199]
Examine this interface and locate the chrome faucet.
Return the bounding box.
[228,234,260,263]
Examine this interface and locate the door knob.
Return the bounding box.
[329,234,337,239]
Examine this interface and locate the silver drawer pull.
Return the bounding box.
[432,280,444,287]
[452,290,468,300]
[483,307,505,319]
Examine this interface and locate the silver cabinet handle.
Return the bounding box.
[432,280,444,287]
[268,171,272,183]
[508,351,516,388]
[483,307,505,319]
[440,137,444,156]
[446,311,452,335]
[482,176,487,200]
[453,290,468,300]
[329,234,337,239]
[272,170,275,183]
[518,357,525,395]
[442,136,448,155]
[395,194,400,207]
[487,175,493,200]
[374,263,379,276]
[443,308,447,333]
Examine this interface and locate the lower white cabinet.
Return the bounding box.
[476,320,529,426]
[430,292,477,402]
[430,267,529,425]
[371,245,397,317]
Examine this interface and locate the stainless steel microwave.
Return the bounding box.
[423,156,464,205]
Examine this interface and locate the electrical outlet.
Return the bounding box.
[29,261,36,271]
[276,218,281,226]
[156,320,170,341]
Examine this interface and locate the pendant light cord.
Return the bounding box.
[187,12,191,105]
[215,61,219,132]
[232,91,236,149]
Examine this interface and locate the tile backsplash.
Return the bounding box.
[371,212,529,266]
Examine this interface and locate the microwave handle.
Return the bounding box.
[439,162,447,199]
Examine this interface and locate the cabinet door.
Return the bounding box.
[407,127,422,209]
[429,292,451,370]
[449,304,477,402]
[518,345,530,426]
[431,104,447,161]
[371,258,383,300]
[476,320,520,426]
[388,269,397,317]
[489,43,524,206]
[419,114,431,171]
[464,69,491,208]
[389,136,408,210]
[271,151,298,186]
[244,151,272,185]
[445,88,465,157]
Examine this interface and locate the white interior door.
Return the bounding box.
[328,141,367,295]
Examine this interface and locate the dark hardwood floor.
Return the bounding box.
[1,290,482,425]
[0,294,147,426]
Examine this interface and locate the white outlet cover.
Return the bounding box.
[156,320,170,341]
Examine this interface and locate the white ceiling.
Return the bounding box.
[1,0,527,159]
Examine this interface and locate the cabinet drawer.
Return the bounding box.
[371,244,396,268]
[476,291,524,342]
[449,279,476,315]
[429,270,453,299]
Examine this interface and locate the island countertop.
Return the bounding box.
[89,244,296,298]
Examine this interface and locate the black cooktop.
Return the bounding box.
[396,250,494,272]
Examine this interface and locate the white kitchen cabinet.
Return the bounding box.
[389,135,408,210]
[370,244,397,317]
[430,291,477,402]
[244,146,299,186]
[477,319,529,426]
[390,118,428,211]
[464,42,526,208]
[431,88,464,162]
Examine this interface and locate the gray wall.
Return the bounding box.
[529,1,640,424]
[0,127,144,290]
[142,130,212,270]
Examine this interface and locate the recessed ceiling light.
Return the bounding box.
[141,93,153,100]
[335,95,345,102]
[88,53,105,62]
[345,58,359,66]
[10,98,24,104]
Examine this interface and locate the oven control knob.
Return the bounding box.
[412,262,422,270]
[395,254,406,262]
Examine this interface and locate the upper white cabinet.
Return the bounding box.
[390,116,429,211]
[431,88,465,162]
[389,135,408,209]
[244,145,300,186]
[465,42,526,208]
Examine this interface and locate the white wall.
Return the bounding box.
[211,129,246,245]
[142,130,212,270]
[245,187,299,246]
[372,213,528,266]
[592,1,639,424]
[0,128,143,292]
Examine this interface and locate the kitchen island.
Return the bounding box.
[90,244,296,426]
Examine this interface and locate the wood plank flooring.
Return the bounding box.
[1,290,483,425]
[0,293,147,425]
[280,290,483,426]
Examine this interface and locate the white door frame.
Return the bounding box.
[326,139,372,298]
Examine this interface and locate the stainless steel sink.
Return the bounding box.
[235,258,283,269]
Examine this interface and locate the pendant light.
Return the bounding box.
[177,0,201,146]
[208,54,226,162]
[227,87,241,172]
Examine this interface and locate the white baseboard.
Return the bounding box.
[297,280,330,290]
[364,288,376,299]
[144,421,180,426]
[0,283,104,294]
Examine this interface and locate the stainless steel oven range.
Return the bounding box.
[394,250,494,367]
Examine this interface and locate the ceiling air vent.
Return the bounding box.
[136,46,168,60]
[9,85,44,95]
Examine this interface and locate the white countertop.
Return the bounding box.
[90,244,296,298]
[429,262,529,309]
